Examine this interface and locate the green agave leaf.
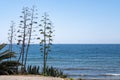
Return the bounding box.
[0,51,16,61]
[0,44,7,50]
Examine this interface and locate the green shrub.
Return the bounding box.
[27,65,40,74]
[42,66,67,78]
[0,44,21,75]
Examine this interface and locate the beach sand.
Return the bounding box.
[0,75,66,80]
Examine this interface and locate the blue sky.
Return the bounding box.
[0,0,120,44]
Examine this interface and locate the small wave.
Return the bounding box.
[63,68,91,70]
[102,73,120,76]
[65,73,120,76]
[67,74,91,77]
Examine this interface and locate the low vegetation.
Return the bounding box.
[42,66,67,78]
[26,65,40,75]
[0,44,21,75]
[26,65,67,78]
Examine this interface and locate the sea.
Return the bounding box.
[5,44,120,79]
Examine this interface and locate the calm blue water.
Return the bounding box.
[7,44,120,79]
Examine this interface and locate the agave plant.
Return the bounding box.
[0,44,21,75]
[42,66,67,78]
[27,65,40,74]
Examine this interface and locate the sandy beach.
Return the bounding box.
[0,75,66,80]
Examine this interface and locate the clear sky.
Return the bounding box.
[0,0,120,44]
